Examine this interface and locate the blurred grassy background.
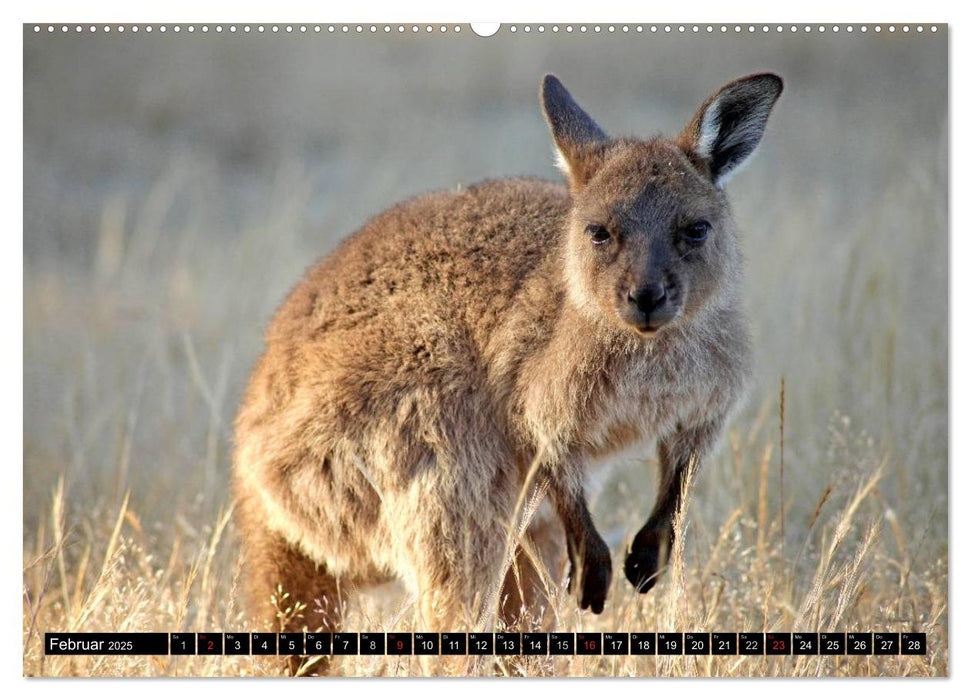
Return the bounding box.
[23,25,948,675]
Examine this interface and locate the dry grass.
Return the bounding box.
[23,404,947,676]
[23,28,947,677]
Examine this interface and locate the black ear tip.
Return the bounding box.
[733,72,784,96]
[756,72,784,96]
[540,74,569,113]
[541,73,563,96]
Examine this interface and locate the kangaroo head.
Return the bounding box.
[541,73,783,337]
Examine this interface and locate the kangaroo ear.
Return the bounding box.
[540,74,608,190]
[679,73,783,188]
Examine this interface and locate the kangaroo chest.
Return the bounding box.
[578,351,716,457]
[521,331,726,461]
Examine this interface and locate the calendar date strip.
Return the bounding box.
[44,631,928,656]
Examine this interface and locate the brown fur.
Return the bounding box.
[232,73,782,674]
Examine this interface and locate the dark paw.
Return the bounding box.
[625,528,670,593]
[568,539,612,614]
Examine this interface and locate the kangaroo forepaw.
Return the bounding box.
[624,528,671,594]
[569,538,611,614]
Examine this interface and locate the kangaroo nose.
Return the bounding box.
[629,283,667,314]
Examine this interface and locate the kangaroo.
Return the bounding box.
[232,72,782,672]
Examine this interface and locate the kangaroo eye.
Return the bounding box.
[586,224,611,245]
[683,221,711,245]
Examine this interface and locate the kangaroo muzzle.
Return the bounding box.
[623,281,677,333]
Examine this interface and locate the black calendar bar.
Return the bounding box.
[793,633,818,655]
[740,632,764,655]
[441,632,466,655]
[414,633,438,655]
[552,632,577,655]
[574,632,598,655]
[468,632,494,655]
[171,632,195,655]
[225,632,250,655]
[658,632,683,655]
[684,632,711,656]
[198,633,223,655]
[523,633,547,655]
[306,632,331,655]
[44,633,169,655]
[848,632,873,655]
[631,632,656,654]
[604,633,629,655]
[496,632,521,655]
[685,632,710,655]
[821,632,846,655]
[902,633,927,655]
[43,631,928,656]
[279,632,304,655]
[360,633,385,655]
[388,632,413,655]
[874,632,899,655]
[766,633,791,655]
[333,633,358,655]
[251,632,277,655]
[712,633,737,655]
